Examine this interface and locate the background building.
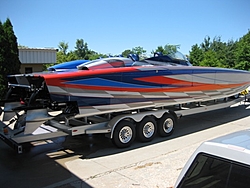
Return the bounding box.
[18,47,57,73]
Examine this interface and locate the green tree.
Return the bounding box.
[234,30,250,70]
[56,41,77,64]
[75,39,89,59]
[201,36,211,52]
[58,41,68,55]
[190,36,236,68]
[121,47,147,59]
[56,51,69,64]
[189,44,203,66]
[122,49,133,58]
[0,18,20,99]
[132,46,146,58]
[0,21,7,99]
[88,51,107,60]
[164,44,180,54]
[200,49,221,67]
[152,44,180,55]
[223,39,237,68]
[3,18,20,75]
[152,46,165,54]
[67,51,78,61]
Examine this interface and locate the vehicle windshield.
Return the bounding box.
[136,51,192,66]
[168,51,188,61]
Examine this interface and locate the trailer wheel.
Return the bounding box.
[137,116,157,142]
[112,120,135,148]
[158,113,175,137]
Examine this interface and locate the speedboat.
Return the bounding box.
[5,51,250,117]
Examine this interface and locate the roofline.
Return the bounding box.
[18,47,58,52]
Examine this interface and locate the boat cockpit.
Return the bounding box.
[77,51,192,70]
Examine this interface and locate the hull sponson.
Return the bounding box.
[41,66,250,116]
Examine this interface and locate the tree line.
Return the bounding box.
[56,30,250,72]
[56,40,181,65]
[189,31,250,70]
[0,18,249,100]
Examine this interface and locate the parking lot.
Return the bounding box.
[1,102,250,188]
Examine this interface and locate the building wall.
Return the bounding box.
[20,64,44,74]
[18,48,57,73]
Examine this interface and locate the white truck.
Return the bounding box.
[174,129,250,188]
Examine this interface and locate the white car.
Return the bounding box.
[175,129,250,188]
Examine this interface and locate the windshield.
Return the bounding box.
[168,51,188,61]
[140,51,192,66]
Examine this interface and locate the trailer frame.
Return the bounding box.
[0,95,249,154]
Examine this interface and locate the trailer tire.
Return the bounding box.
[137,116,157,142]
[158,113,175,137]
[112,120,135,148]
